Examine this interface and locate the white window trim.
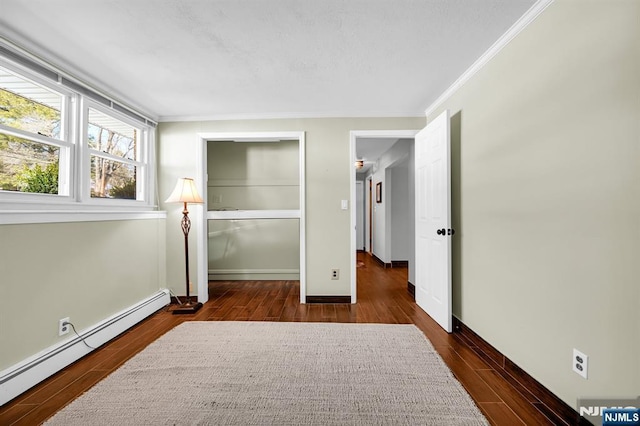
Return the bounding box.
[0,210,165,225]
[80,98,153,208]
[0,52,158,222]
[0,61,75,205]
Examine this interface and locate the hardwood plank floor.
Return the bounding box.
[1,253,565,425]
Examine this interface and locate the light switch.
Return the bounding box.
[341,200,348,210]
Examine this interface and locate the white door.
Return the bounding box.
[356,181,364,250]
[414,109,452,333]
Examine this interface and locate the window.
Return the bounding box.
[0,50,156,212]
[0,64,69,196]
[86,106,145,200]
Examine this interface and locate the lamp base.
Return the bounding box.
[172,302,203,315]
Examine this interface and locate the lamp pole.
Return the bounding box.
[166,177,204,315]
[181,201,193,306]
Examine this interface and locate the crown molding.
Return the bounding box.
[424,0,554,118]
[159,110,425,123]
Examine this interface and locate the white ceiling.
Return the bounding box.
[0,0,536,121]
[356,137,400,175]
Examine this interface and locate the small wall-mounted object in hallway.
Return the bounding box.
[376,182,382,203]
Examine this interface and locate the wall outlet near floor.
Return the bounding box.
[573,348,588,379]
[331,269,339,280]
[59,317,70,336]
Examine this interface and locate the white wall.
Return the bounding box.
[429,0,640,409]
[371,174,386,261]
[371,139,413,264]
[390,160,410,261]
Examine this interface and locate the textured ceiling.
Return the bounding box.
[0,0,536,121]
[356,137,402,175]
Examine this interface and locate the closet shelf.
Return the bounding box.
[207,210,300,220]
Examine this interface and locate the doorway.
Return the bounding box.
[349,130,419,303]
[195,131,306,305]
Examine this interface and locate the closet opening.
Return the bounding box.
[195,132,306,304]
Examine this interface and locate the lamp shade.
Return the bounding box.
[165,178,203,204]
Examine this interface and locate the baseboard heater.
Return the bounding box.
[0,289,170,406]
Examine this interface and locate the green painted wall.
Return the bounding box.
[430,0,639,409]
[0,218,166,370]
[207,140,300,210]
[158,117,424,296]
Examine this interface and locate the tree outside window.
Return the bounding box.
[87,107,140,200]
[0,59,153,206]
[0,84,62,194]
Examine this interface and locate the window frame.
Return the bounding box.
[0,59,74,204]
[81,99,151,206]
[0,52,157,216]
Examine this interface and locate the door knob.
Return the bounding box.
[448,228,455,236]
[437,228,446,235]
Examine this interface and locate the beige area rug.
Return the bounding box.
[46,322,488,425]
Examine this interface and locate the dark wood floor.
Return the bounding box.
[2,253,563,425]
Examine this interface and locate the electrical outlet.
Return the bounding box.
[573,348,588,379]
[59,317,70,336]
[331,269,339,280]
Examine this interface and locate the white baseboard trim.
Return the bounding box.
[0,289,170,406]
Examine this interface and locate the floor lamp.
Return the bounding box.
[166,177,204,314]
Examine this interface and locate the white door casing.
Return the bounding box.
[414,110,452,333]
[365,176,372,253]
[196,131,306,304]
[349,130,419,303]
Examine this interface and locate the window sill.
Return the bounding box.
[0,210,166,225]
